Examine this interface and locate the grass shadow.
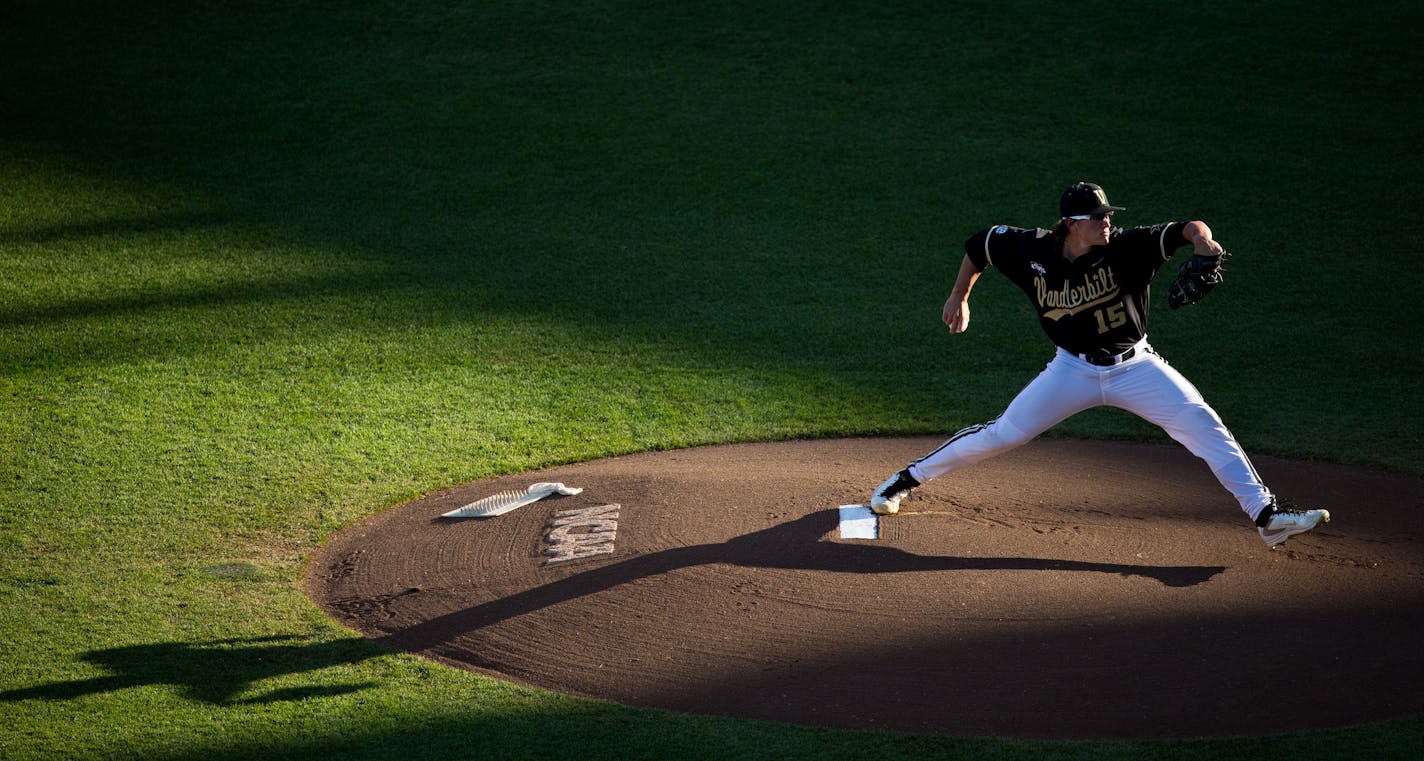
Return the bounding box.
[0,635,381,706]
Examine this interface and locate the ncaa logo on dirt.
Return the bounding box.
[542,504,620,564]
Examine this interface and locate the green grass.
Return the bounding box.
[2,0,1421,758]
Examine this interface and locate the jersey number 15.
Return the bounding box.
[1093,303,1127,334]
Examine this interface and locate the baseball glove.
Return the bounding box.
[1167,253,1228,309]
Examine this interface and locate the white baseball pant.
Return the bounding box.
[906,338,1275,522]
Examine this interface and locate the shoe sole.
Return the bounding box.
[1263,509,1330,548]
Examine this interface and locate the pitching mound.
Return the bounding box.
[306,437,1424,740]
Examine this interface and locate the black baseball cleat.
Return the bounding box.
[1256,499,1330,548]
[870,468,919,515]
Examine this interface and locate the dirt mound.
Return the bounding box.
[306,437,1424,739]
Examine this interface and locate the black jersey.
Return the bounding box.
[965,222,1190,358]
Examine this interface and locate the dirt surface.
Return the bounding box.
[306,437,1424,740]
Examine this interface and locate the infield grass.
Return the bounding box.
[3,1,1421,759]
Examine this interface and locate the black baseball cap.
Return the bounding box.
[1060,182,1126,218]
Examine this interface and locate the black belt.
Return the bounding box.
[1080,347,1136,366]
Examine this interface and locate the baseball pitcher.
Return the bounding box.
[870,182,1329,548]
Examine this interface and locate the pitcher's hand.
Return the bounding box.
[942,296,970,334]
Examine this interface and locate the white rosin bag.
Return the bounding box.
[440,482,583,519]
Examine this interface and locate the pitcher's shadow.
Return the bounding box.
[386,508,1226,651]
[0,635,381,706]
